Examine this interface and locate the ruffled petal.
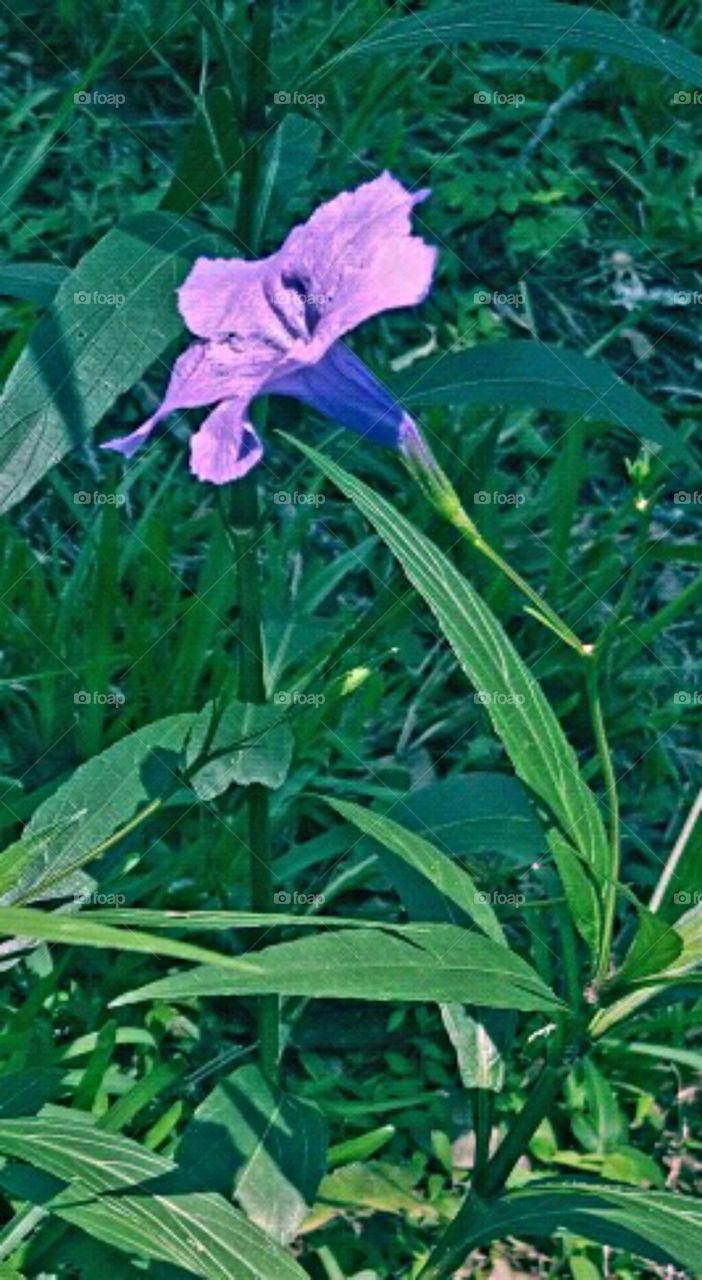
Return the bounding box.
[267,341,414,447]
[276,172,437,357]
[102,340,273,459]
[189,399,263,484]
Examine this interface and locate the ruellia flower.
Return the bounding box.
[103,172,437,483]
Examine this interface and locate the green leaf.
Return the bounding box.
[394,344,689,460]
[548,829,601,958]
[18,713,195,902]
[616,904,683,983]
[0,263,68,305]
[324,2,702,85]
[0,213,220,514]
[396,773,546,869]
[327,797,504,943]
[112,923,563,1014]
[187,700,294,795]
[179,1064,327,1245]
[287,440,610,892]
[421,1180,702,1277]
[304,1161,434,1231]
[592,900,702,1035]
[0,905,262,974]
[441,1005,512,1092]
[0,1110,307,1280]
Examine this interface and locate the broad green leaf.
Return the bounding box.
[303,1161,435,1232]
[187,700,294,795]
[327,797,504,943]
[419,1180,702,1278]
[0,1110,307,1280]
[324,2,702,86]
[287,441,610,893]
[179,1063,327,1245]
[0,263,68,305]
[0,213,219,514]
[397,773,546,869]
[112,923,563,1014]
[0,905,261,974]
[441,1005,512,1092]
[20,712,194,901]
[575,1058,627,1153]
[161,85,241,216]
[394,343,688,459]
[592,900,702,1035]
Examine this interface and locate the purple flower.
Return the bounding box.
[103,173,437,483]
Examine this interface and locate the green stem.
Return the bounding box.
[470,1088,494,1194]
[588,660,620,986]
[235,0,274,251]
[231,472,280,1081]
[419,1061,567,1279]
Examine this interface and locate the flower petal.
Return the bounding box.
[189,399,263,484]
[102,340,272,459]
[267,341,414,447]
[277,171,437,356]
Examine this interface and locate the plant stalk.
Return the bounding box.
[231,472,280,1081]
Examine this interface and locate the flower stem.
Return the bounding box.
[231,472,280,1081]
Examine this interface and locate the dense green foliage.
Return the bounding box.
[0,1,700,1277]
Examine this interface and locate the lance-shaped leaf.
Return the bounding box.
[321,1,702,86]
[287,440,610,893]
[112,923,562,1014]
[419,1179,702,1278]
[0,1110,307,1280]
[394,343,690,460]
